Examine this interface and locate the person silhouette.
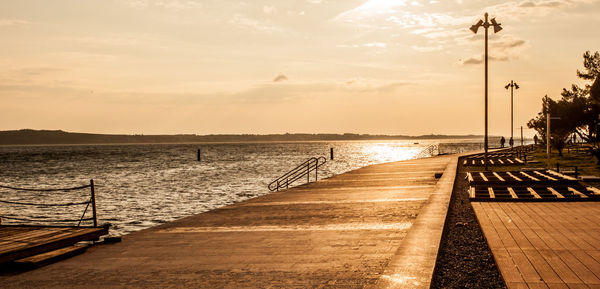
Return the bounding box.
[509,137,514,147]
[500,136,505,148]
[533,135,538,145]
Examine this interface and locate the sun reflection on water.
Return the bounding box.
[361,143,426,164]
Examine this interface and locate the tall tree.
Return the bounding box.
[527,96,576,156]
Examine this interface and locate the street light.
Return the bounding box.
[471,13,502,169]
[505,80,520,148]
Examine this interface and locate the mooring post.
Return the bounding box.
[330,148,334,160]
[90,179,97,228]
[556,162,560,172]
[197,149,201,161]
[575,166,578,179]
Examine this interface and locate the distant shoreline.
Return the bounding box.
[0,129,497,146]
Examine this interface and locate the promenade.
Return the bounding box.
[0,154,458,288]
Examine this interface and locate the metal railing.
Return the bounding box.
[268,157,327,192]
[0,179,98,227]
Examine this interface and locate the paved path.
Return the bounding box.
[473,202,600,289]
[1,155,458,288]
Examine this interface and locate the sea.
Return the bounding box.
[0,139,483,236]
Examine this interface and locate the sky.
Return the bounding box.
[1,0,599,136]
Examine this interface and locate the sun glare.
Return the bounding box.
[363,143,422,163]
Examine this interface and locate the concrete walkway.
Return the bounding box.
[1,155,459,288]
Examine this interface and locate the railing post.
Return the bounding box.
[307,161,310,183]
[315,159,318,181]
[90,179,97,228]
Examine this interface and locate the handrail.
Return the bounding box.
[0,179,98,227]
[268,156,327,192]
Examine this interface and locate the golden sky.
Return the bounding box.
[1,0,599,136]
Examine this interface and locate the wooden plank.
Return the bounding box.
[527,188,542,199]
[569,250,600,282]
[493,204,533,250]
[520,172,540,181]
[0,228,85,253]
[526,204,595,251]
[548,203,600,234]
[14,244,88,269]
[568,187,588,198]
[472,203,505,249]
[499,204,549,250]
[534,171,557,181]
[480,202,519,250]
[0,226,107,264]
[554,250,600,285]
[479,172,488,182]
[525,282,549,289]
[510,203,573,251]
[546,187,565,198]
[507,248,543,283]
[546,170,577,181]
[493,172,505,181]
[0,227,73,247]
[587,187,600,195]
[466,172,474,182]
[494,248,528,285]
[507,187,518,199]
[540,204,600,250]
[488,187,496,199]
[507,172,523,182]
[537,249,585,285]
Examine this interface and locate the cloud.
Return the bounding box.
[263,5,277,14]
[273,74,288,82]
[123,0,202,10]
[337,42,388,49]
[461,54,510,65]
[229,14,282,34]
[0,19,30,27]
[461,34,526,65]
[411,45,443,52]
[486,0,597,20]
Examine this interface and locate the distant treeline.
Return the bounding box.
[0,129,484,145]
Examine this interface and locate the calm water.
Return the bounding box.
[0,140,482,236]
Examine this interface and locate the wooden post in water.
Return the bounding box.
[330,148,334,160]
[521,126,524,147]
[197,149,201,161]
[547,111,551,168]
[90,179,97,228]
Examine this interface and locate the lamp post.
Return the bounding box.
[471,13,502,169]
[505,80,519,148]
[544,95,561,168]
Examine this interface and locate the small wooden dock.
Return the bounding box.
[0,225,108,265]
[473,202,600,288]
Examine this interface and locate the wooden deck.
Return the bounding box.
[472,202,600,288]
[0,225,109,264]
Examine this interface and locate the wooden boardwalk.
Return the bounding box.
[472,202,600,288]
[0,226,109,264]
[0,155,459,288]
